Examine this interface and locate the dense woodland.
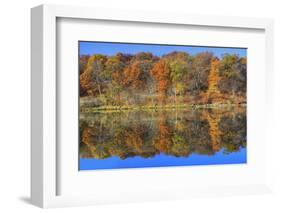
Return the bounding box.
[79,51,247,108]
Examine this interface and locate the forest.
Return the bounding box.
[79,51,247,111]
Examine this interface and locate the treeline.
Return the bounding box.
[79,51,247,107]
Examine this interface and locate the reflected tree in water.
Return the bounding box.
[80,108,246,160]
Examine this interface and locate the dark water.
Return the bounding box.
[79,107,246,170]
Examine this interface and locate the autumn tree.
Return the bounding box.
[79,55,90,96]
[80,54,108,98]
[123,62,147,90]
[79,55,90,75]
[104,55,127,105]
[237,57,247,95]
[165,52,192,104]
[204,57,223,103]
[218,54,247,101]
[187,52,213,97]
[151,59,170,104]
[123,52,158,104]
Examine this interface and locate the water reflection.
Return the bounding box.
[79,107,246,162]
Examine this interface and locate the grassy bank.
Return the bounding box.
[80,103,246,113]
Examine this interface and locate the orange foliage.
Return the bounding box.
[150,60,170,102]
[204,58,223,103]
[81,127,92,145]
[124,126,144,151]
[202,111,221,152]
[123,61,145,90]
[112,69,123,85]
[153,118,171,153]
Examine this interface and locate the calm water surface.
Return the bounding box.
[79,107,246,170]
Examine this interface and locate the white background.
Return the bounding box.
[0,0,281,212]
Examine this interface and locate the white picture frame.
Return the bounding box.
[31,4,274,208]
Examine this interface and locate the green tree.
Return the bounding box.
[218,54,247,98]
[105,55,126,105]
[165,52,192,104]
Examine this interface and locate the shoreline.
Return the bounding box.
[80,103,246,113]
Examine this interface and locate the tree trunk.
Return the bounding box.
[97,84,102,96]
[174,88,177,105]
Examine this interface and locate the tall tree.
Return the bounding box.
[205,57,223,103]
[123,52,158,104]
[188,52,213,96]
[105,55,126,104]
[80,54,107,97]
[165,52,192,104]
[151,59,171,104]
[218,54,247,99]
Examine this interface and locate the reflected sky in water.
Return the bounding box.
[80,148,246,170]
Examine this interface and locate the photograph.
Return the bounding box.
[78,41,247,170]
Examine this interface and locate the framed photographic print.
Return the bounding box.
[31,4,274,208]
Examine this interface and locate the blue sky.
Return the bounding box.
[79,41,247,58]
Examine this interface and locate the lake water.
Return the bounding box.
[79,107,246,170]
